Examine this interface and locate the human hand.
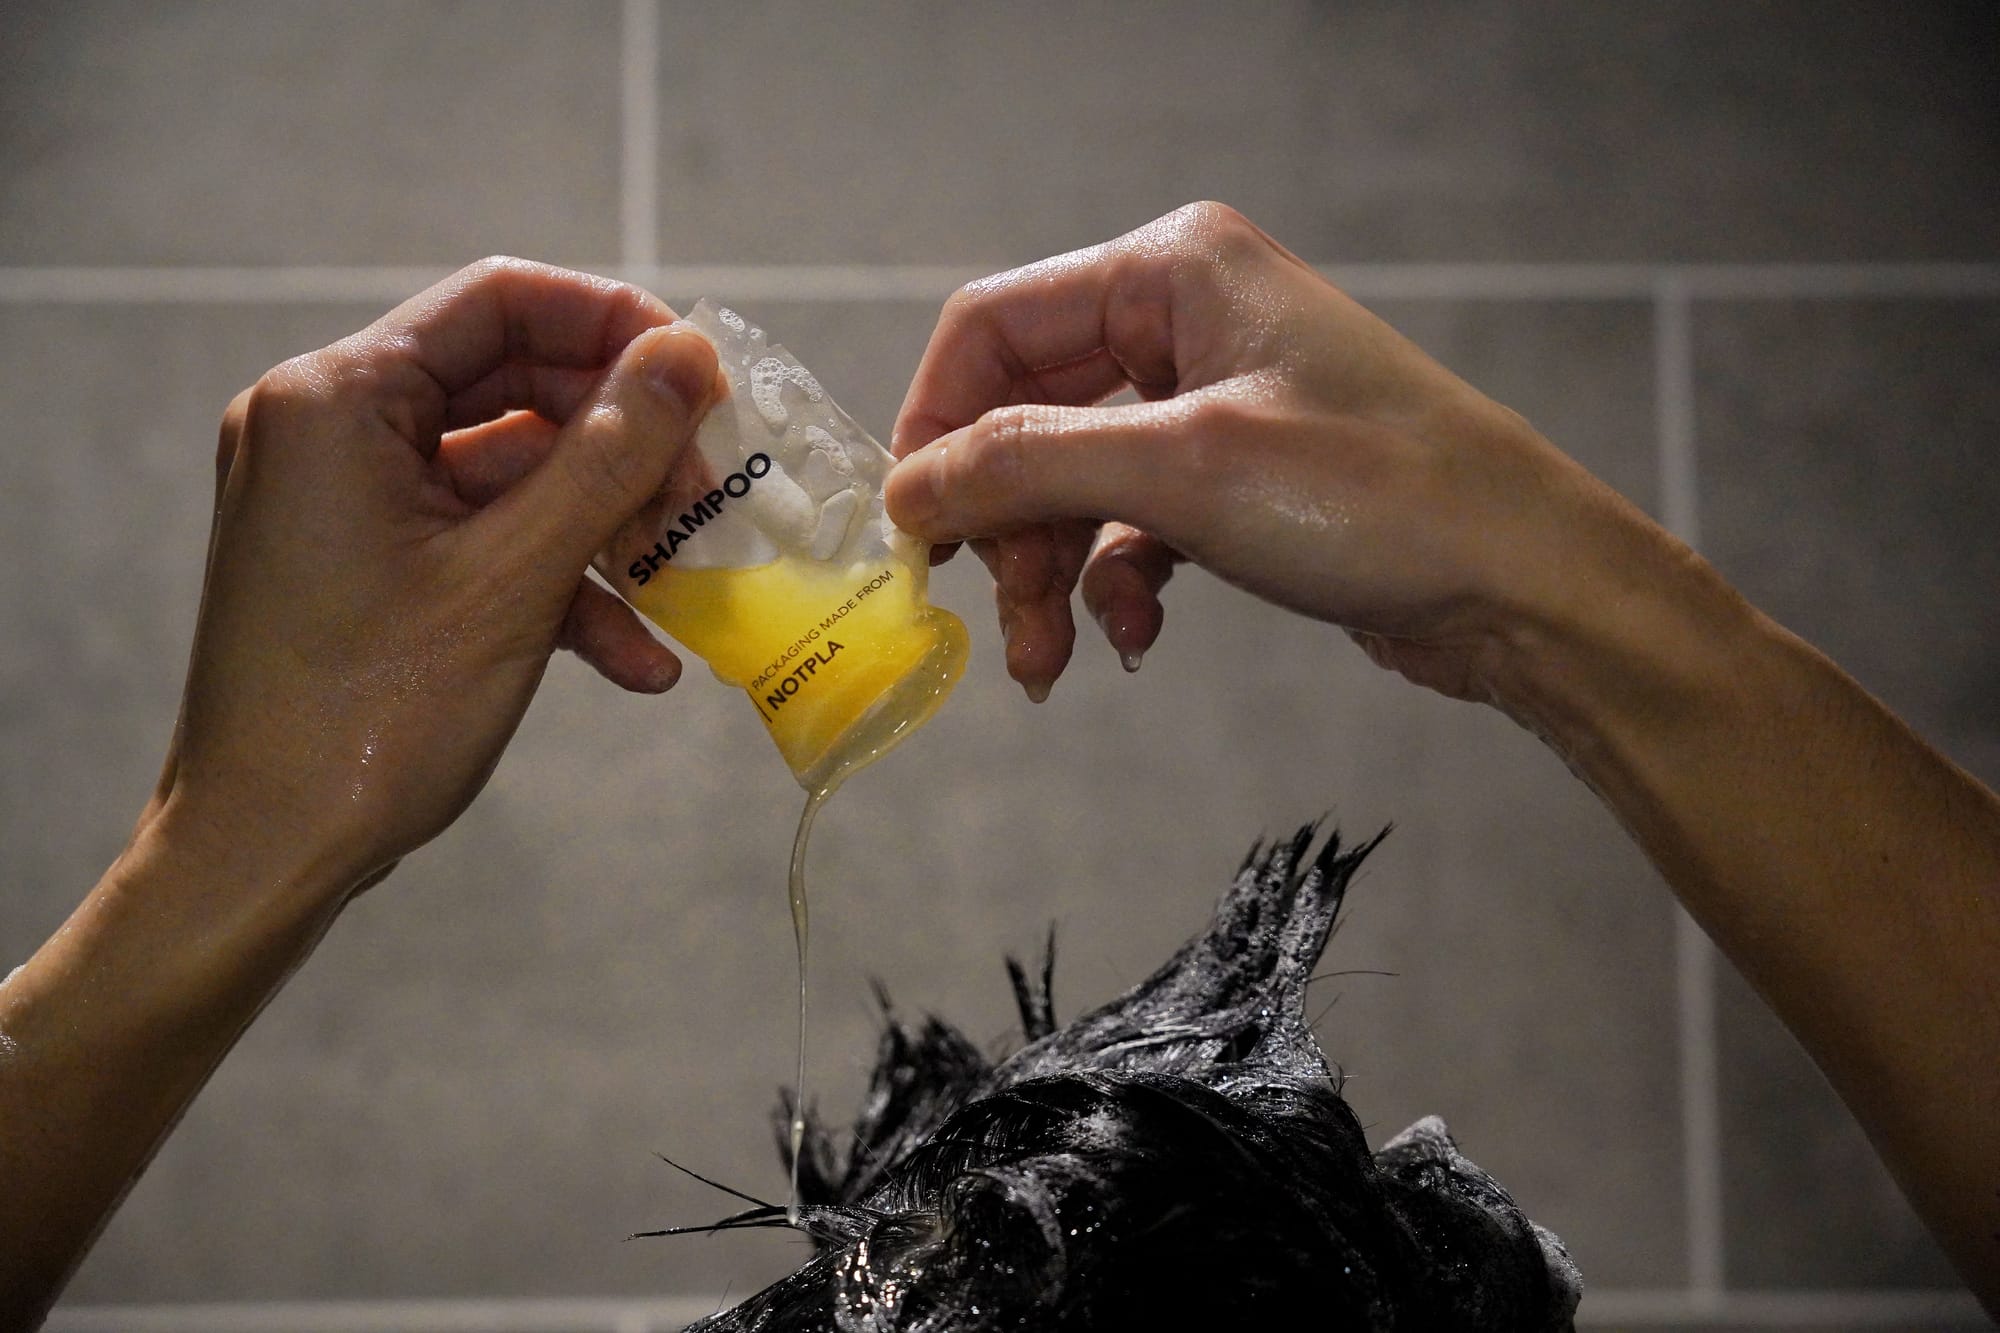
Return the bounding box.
[143,258,718,903]
[891,207,2000,1311]
[884,202,1667,711]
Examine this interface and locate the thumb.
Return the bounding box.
[884,396,1206,546]
[483,321,720,571]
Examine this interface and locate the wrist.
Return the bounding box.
[119,787,367,957]
[1488,500,1771,782]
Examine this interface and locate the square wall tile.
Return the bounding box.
[1695,297,2000,1287]
[0,2,620,266]
[655,2,2000,265]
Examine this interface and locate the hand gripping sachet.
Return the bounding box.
[596,302,969,793]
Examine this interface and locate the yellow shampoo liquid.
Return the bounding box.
[597,302,968,1222]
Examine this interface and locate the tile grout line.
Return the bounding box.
[1655,276,1726,1308]
[1324,261,2000,301]
[618,0,659,276]
[5,263,2000,305]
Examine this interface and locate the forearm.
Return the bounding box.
[1505,517,2000,1307]
[0,803,351,1327]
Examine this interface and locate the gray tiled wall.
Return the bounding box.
[3,3,1996,1330]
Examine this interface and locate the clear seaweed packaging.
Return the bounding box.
[596,301,968,794]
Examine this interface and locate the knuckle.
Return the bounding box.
[462,253,532,285]
[967,403,1038,486]
[936,276,1002,343]
[1485,400,1544,452]
[1185,388,1265,444]
[940,278,985,318]
[1179,198,1247,233]
[246,355,328,422]
[247,335,440,458]
[284,337,409,407]
[1164,199,1271,277]
[219,371,305,476]
[1173,393,1271,511]
[939,245,1083,334]
[1082,534,1164,607]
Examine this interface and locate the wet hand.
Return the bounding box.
[146,258,718,900]
[885,202,1645,708]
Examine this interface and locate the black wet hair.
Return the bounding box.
[657,826,1582,1331]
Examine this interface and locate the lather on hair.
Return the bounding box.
[654,826,1583,1331]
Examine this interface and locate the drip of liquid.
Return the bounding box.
[786,786,824,1225]
[778,622,966,1226]
[627,554,969,1226]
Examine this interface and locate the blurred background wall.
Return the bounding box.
[2,3,1995,1330]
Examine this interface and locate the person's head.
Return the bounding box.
[666,827,1581,1331]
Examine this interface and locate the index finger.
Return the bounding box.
[890,224,1183,458]
[357,257,677,427]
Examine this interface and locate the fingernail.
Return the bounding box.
[646,659,682,693]
[1023,678,1051,704]
[1098,612,1144,673]
[647,324,714,411]
[918,442,950,523]
[886,450,941,531]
